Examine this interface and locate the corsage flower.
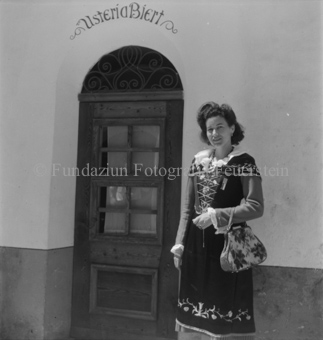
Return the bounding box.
[194,150,213,171]
[200,157,212,171]
[214,159,228,167]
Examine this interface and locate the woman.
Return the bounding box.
[171,102,264,340]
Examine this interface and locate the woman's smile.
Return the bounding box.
[212,137,222,142]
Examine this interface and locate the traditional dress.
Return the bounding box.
[171,147,264,340]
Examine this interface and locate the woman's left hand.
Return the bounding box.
[192,213,212,230]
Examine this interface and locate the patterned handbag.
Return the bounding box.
[220,209,267,273]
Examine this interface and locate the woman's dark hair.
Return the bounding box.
[197,101,245,145]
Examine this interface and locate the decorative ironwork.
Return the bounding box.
[81,46,183,93]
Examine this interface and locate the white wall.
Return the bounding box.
[0,0,322,268]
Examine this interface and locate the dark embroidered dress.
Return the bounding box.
[174,150,263,339]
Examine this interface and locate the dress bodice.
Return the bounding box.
[189,147,261,214]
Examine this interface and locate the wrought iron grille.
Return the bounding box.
[81,46,183,93]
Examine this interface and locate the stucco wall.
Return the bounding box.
[0,1,322,339]
[0,0,322,262]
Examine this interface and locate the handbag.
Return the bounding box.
[220,209,267,273]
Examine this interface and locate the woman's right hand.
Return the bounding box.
[174,256,182,270]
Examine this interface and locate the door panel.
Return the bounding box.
[71,98,183,340]
[90,265,158,320]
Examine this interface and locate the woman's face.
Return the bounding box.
[206,116,235,148]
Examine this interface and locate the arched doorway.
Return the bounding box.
[71,46,184,340]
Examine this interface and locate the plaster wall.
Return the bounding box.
[0,0,322,264]
[0,1,322,339]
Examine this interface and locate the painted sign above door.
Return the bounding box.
[70,2,178,40]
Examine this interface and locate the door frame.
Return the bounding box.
[71,90,184,340]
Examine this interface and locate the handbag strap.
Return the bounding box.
[226,208,235,232]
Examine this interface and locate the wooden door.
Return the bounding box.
[71,94,183,340]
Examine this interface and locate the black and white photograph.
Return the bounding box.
[0,1,322,339]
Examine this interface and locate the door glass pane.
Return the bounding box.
[101,127,108,147]
[132,126,160,148]
[100,212,126,234]
[130,187,157,235]
[107,152,128,170]
[100,186,127,208]
[132,152,159,172]
[100,152,108,172]
[131,187,157,210]
[99,186,127,234]
[130,214,157,235]
[104,126,128,147]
